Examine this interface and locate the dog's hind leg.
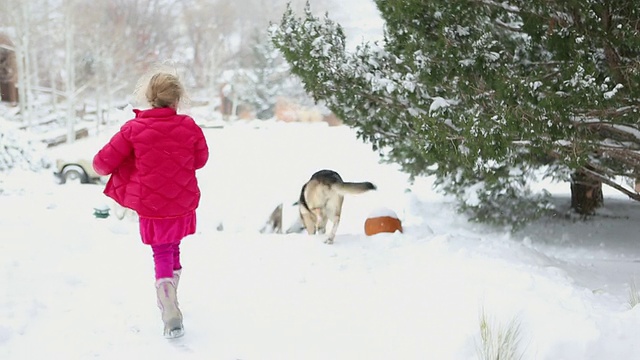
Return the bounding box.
[300,211,317,235]
[315,209,328,235]
[325,216,340,244]
[324,208,341,244]
[324,197,343,244]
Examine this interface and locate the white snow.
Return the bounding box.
[1,118,640,359]
[430,96,451,115]
[367,207,400,219]
[604,83,624,99]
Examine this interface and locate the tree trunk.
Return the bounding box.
[571,169,603,215]
[15,40,27,124]
[65,0,76,144]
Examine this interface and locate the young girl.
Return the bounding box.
[93,71,209,338]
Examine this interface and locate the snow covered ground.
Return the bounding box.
[1,117,639,359]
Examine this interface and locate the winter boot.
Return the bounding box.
[172,269,182,306]
[173,269,182,290]
[155,278,184,339]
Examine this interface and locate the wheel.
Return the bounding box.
[62,165,88,184]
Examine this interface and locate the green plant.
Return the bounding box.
[629,279,640,309]
[477,308,524,360]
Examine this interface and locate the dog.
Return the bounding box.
[298,169,376,244]
[259,202,305,235]
[260,203,284,234]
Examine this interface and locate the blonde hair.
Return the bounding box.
[145,72,184,108]
[133,63,190,109]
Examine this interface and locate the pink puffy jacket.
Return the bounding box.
[93,107,209,218]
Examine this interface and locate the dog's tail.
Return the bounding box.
[334,181,376,195]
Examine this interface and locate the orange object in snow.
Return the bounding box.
[364,211,403,236]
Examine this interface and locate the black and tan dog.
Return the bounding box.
[298,169,376,244]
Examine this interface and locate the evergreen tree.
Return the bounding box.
[271,1,640,228]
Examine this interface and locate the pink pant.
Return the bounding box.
[140,211,196,280]
[151,242,182,279]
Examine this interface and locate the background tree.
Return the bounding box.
[177,0,329,112]
[2,0,35,126]
[232,30,311,119]
[0,0,339,171]
[271,0,640,228]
